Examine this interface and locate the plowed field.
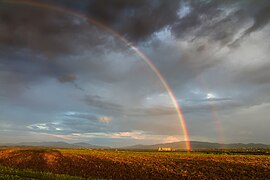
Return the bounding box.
[0,148,269,179]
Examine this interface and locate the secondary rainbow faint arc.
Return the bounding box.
[1,0,191,151]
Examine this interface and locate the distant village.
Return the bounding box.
[158,147,175,152]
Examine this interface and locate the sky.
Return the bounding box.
[0,0,270,147]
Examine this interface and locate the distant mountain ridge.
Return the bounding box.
[0,141,269,149]
[120,141,270,150]
[0,141,110,149]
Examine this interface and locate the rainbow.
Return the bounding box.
[0,0,191,151]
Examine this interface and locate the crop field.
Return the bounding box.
[0,148,269,179]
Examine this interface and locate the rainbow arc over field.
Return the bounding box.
[1,0,191,151]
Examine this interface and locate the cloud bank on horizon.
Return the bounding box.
[0,0,270,146]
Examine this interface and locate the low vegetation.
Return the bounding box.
[0,165,83,180]
[0,148,269,179]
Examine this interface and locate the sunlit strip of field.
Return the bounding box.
[0,148,269,179]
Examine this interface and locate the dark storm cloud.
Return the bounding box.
[1,0,270,51]
[170,0,270,47]
[59,0,270,44]
[40,0,180,42]
[172,0,225,37]
[0,3,79,55]
[0,2,129,96]
[243,3,270,35]
[0,2,91,94]
[0,1,123,57]
[0,0,180,45]
[86,0,181,42]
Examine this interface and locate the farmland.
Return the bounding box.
[0,148,269,179]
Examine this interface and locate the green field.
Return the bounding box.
[0,165,84,180]
[0,148,269,179]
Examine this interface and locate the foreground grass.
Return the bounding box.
[0,165,84,180]
[0,148,269,179]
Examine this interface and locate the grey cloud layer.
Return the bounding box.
[0,0,270,145]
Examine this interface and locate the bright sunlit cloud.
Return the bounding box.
[206,93,216,100]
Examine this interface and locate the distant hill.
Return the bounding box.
[120,141,270,150]
[0,141,110,149]
[1,141,269,150]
